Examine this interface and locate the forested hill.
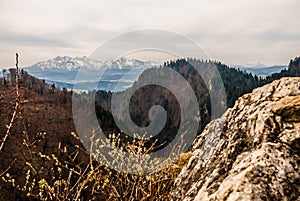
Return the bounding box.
[288,56,300,76]
[162,56,300,108]
[92,57,300,148]
[164,59,262,108]
[0,70,91,200]
[263,56,300,80]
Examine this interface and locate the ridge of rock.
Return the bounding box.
[172,77,300,201]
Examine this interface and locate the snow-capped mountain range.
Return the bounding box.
[30,56,157,71]
[24,56,287,92]
[31,56,103,70]
[25,56,160,91]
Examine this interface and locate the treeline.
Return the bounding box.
[263,56,300,81]
[1,69,71,105]
[164,56,300,108]
[93,57,300,149]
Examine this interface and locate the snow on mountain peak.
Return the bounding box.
[243,62,266,68]
[101,57,159,69]
[27,56,158,71]
[28,56,103,71]
[25,56,160,92]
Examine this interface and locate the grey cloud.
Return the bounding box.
[0,0,300,67]
[256,31,300,42]
[0,30,75,48]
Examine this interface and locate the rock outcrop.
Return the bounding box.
[172,77,300,201]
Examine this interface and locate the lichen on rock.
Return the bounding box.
[272,96,300,122]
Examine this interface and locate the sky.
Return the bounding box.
[0,0,299,68]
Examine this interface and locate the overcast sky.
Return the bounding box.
[0,0,299,68]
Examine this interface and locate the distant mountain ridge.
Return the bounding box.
[24,56,293,93]
[30,56,102,70]
[29,56,158,70]
[25,56,159,91]
[230,63,287,77]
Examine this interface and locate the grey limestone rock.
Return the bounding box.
[172,77,300,201]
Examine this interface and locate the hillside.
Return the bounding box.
[92,57,299,149]
[0,56,299,200]
[0,70,90,200]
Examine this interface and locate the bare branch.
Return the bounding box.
[0,53,21,151]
